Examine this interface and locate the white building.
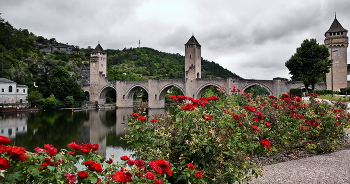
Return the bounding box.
[0,78,28,104]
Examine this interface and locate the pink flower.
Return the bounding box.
[65,173,76,184]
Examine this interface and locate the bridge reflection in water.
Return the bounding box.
[0,108,166,159]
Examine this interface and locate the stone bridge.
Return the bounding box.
[83,36,326,109]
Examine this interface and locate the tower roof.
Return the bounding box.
[91,44,106,54]
[185,35,201,46]
[325,17,348,35]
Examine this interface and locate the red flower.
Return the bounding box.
[319,113,325,115]
[150,119,158,122]
[181,104,195,111]
[154,180,164,184]
[0,136,10,145]
[260,138,271,150]
[137,116,147,121]
[65,173,76,184]
[231,114,239,120]
[300,126,310,130]
[120,155,130,161]
[223,110,231,114]
[250,126,258,131]
[168,95,176,99]
[67,142,81,150]
[334,122,339,126]
[0,157,10,170]
[131,112,138,117]
[237,121,243,126]
[111,171,126,182]
[333,109,341,113]
[264,121,271,127]
[135,159,145,168]
[127,159,135,165]
[7,146,27,161]
[145,172,155,180]
[185,163,195,170]
[105,159,113,164]
[78,171,89,179]
[202,115,212,121]
[195,170,203,178]
[68,151,75,155]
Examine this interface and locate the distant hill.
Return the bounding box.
[105,47,241,82]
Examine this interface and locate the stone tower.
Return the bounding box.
[89,44,107,102]
[185,35,201,80]
[324,15,348,91]
[90,44,107,84]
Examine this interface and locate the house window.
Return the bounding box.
[23,89,25,93]
[9,86,12,92]
[17,89,19,93]
[1,88,3,92]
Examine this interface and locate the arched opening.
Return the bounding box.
[197,84,221,98]
[126,86,148,108]
[159,86,184,106]
[244,85,270,99]
[100,87,117,104]
[85,91,90,101]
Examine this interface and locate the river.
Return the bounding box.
[0,108,167,159]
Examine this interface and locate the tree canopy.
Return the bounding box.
[285,39,331,93]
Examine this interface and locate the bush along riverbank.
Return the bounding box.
[0,87,349,183]
[125,87,350,184]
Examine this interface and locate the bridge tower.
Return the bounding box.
[185,35,201,80]
[88,44,108,102]
[324,15,348,91]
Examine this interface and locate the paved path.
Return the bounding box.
[243,149,350,184]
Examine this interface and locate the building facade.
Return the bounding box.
[324,16,349,91]
[0,78,28,103]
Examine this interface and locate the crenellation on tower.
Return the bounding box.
[324,16,348,91]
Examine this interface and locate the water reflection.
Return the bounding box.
[0,108,166,159]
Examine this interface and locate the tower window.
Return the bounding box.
[9,86,12,93]
[190,55,191,58]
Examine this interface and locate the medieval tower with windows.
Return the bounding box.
[324,15,349,91]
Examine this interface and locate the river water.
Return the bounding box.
[0,108,166,159]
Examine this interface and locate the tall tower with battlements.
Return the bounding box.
[185,35,201,80]
[90,44,107,84]
[324,15,348,91]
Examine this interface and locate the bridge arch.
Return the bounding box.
[242,83,272,95]
[158,84,185,100]
[195,83,222,98]
[125,85,149,100]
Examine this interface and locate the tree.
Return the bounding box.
[285,39,331,93]
[26,90,43,107]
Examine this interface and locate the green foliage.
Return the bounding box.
[125,88,350,183]
[289,88,303,97]
[26,90,43,107]
[39,94,62,110]
[285,39,331,93]
[314,90,335,95]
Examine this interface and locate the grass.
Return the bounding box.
[318,95,350,102]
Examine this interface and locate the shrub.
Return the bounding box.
[125,87,350,183]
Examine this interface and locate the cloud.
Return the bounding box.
[1,0,350,80]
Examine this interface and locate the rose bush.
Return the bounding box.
[125,86,350,183]
[0,137,200,183]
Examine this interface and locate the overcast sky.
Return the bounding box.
[1,0,350,80]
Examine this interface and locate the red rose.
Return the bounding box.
[0,136,10,145]
[145,172,155,180]
[250,126,258,131]
[78,171,89,179]
[137,116,147,121]
[154,180,164,184]
[202,115,212,121]
[185,163,194,170]
[90,163,102,172]
[120,155,130,161]
[264,122,271,127]
[237,121,243,126]
[67,142,81,150]
[105,159,113,164]
[111,171,126,182]
[231,114,239,120]
[260,138,271,150]
[195,170,202,178]
[135,159,145,167]
[131,112,138,117]
[181,104,195,111]
[0,157,10,170]
[127,159,135,165]
[150,119,158,122]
